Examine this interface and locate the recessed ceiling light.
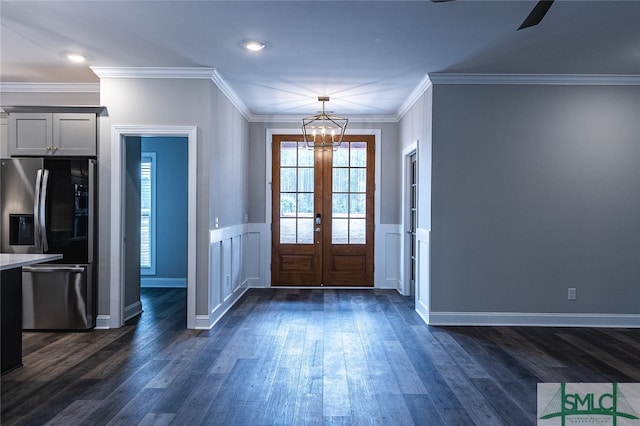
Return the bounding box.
[66,53,87,63]
[243,40,266,52]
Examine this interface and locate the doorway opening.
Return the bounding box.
[271,134,375,286]
[110,125,197,329]
[122,135,188,322]
[402,143,418,298]
[139,137,188,291]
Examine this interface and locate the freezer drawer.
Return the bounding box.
[22,264,94,330]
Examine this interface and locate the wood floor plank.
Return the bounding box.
[168,372,225,425]
[411,326,503,426]
[342,331,385,425]
[374,393,415,426]
[382,340,428,394]
[471,377,536,425]
[322,326,351,417]
[2,288,639,426]
[556,331,640,380]
[430,330,491,379]
[403,394,445,425]
[42,399,102,426]
[136,412,175,426]
[445,327,539,419]
[104,387,164,426]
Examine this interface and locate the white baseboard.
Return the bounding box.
[195,284,249,330]
[95,315,111,329]
[246,277,266,288]
[415,299,430,325]
[141,277,187,288]
[377,278,400,290]
[427,311,640,328]
[123,300,143,322]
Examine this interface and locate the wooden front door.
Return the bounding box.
[271,134,375,286]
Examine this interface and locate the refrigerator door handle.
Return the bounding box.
[23,265,86,273]
[88,160,96,263]
[33,169,43,250]
[39,169,50,252]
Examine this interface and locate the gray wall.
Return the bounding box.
[399,87,433,230]
[247,121,401,224]
[431,84,640,314]
[211,92,250,228]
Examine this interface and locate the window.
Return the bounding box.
[140,152,156,274]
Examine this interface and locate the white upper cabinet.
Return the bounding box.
[6,107,102,157]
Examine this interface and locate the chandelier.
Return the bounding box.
[302,96,348,150]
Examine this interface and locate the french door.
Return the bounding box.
[271,134,375,286]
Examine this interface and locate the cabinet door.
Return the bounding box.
[53,113,96,156]
[9,113,52,156]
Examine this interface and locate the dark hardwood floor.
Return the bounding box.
[2,288,639,425]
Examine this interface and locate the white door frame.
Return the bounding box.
[401,142,418,296]
[110,125,198,328]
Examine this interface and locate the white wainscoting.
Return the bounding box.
[376,224,402,290]
[243,224,269,288]
[414,228,431,325]
[195,223,268,330]
[195,221,407,329]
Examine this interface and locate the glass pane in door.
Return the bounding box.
[279,142,314,244]
[331,141,367,244]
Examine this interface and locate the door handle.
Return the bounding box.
[34,169,42,248]
[39,169,50,252]
[23,265,86,273]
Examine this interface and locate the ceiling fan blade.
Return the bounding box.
[518,0,554,30]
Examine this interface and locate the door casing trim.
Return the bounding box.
[401,142,418,296]
[110,125,197,328]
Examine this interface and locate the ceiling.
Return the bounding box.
[1,1,639,118]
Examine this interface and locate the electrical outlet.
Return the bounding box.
[568,287,577,301]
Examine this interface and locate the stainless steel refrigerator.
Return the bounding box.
[1,158,96,330]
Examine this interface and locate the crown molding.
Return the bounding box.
[210,69,251,121]
[90,66,216,79]
[89,66,252,120]
[397,73,432,120]
[428,73,640,85]
[248,114,398,124]
[0,82,99,93]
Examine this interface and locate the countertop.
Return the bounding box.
[0,254,63,271]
